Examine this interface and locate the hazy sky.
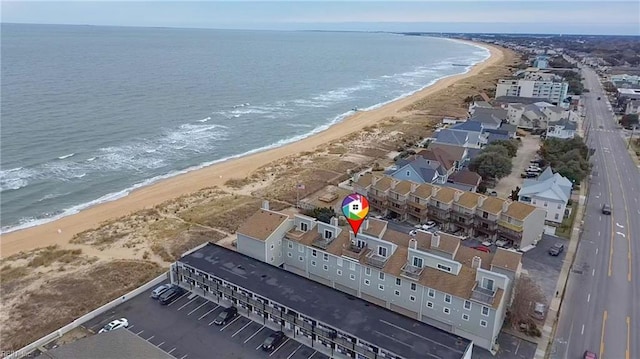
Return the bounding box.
[2,1,639,35]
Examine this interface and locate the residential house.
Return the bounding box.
[474,197,505,241]
[518,167,572,224]
[625,99,640,115]
[433,129,484,149]
[386,180,416,221]
[390,156,444,184]
[446,169,482,192]
[497,202,546,249]
[236,203,291,265]
[546,119,577,139]
[451,192,483,236]
[469,108,507,131]
[428,187,459,230]
[368,176,394,215]
[428,143,471,169]
[407,183,436,224]
[468,100,493,115]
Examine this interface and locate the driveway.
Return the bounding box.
[493,136,541,198]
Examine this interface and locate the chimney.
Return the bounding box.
[330,217,339,227]
[478,195,486,207]
[363,219,370,231]
[502,200,510,213]
[262,200,270,210]
[472,256,482,269]
[409,238,417,250]
[431,233,440,248]
[454,191,462,202]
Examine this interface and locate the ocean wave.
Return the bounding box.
[198,116,211,122]
[57,153,75,160]
[0,167,36,192]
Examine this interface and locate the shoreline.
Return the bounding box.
[0,40,504,258]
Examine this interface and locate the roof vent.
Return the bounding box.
[472,256,482,269]
[431,233,440,248]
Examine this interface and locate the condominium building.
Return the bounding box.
[355,174,546,250]
[496,79,569,106]
[235,202,524,353]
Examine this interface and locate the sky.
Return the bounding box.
[1,1,639,35]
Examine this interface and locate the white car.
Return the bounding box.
[98,318,129,334]
[414,221,436,231]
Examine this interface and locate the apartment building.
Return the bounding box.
[496,79,569,106]
[234,204,523,353]
[357,174,545,250]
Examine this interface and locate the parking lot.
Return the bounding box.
[84,283,329,359]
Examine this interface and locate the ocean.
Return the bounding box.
[0,24,489,233]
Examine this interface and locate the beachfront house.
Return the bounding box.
[517,167,572,224]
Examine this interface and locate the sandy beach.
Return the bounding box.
[0,41,504,258]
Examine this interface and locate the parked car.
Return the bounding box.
[472,245,491,253]
[549,243,565,256]
[601,203,612,215]
[495,239,510,248]
[158,286,185,305]
[262,331,286,351]
[213,306,238,325]
[98,318,129,333]
[597,96,601,100]
[151,283,173,299]
[409,229,418,236]
[531,302,547,320]
[583,351,597,359]
[414,221,436,230]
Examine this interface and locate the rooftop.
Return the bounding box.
[479,197,506,214]
[456,192,482,209]
[427,143,467,162]
[504,202,537,221]
[237,209,290,241]
[180,243,472,359]
[449,169,482,187]
[491,248,522,272]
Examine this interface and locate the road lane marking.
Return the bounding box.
[616,232,626,237]
[270,338,290,357]
[245,326,265,343]
[287,344,302,359]
[168,348,176,354]
[232,321,253,337]
[220,316,241,331]
[587,294,591,302]
[600,311,607,358]
[581,324,585,335]
[180,355,188,359]
[188,301,208,315]
[199,305,219,320]
[616,222,624,228]
[146,335,155,341]
[178,297,197,311]
[157,341,165,347]
[627,316,631,359]
[596,247,599,255]
[592,269,595,276]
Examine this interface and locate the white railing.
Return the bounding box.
[3,272,169,359]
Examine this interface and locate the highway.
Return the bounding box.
[552,67,640,359]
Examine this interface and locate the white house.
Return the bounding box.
[546,119,577,139]
[517,168,572,223]
[496,79,569,107]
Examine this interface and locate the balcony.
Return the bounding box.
[475,214,497,225]
[365,252,389,269]
[453,213,474,226]
[498,220,523,232]
[400,262,424,280]
[312,237,333,250]
[428,206,451,220]
[343,243,368,260]
[471,282,496,305]
[388,195,407,206]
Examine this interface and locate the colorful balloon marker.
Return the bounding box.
[341,193,370,234]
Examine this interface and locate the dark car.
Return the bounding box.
[548,243,564,256]
[262,331,286,351]
[158,286,185,305]
[583,351,597,359]
[151,283,173,299]
[601,203,612,215]
[213,306,238,325]
[597,96,601,100]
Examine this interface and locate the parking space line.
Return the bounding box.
[220,316,241,331]
[168,348,176,354]
[188,302,208,315]
[232,321,253,337]
[287,344,302,359]
[135,330,144,335]
[178,297,198,311]
[180,355,188,359]
[146,335,155,341]
[256,343,263,350]
[270,338,290,356]
[157,341,165,347]
[245,326,265,343]
[308,351,317,359]
[199,305,219,320]
[167,293,189,307]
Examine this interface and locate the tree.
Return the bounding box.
[488,139,519,158]
[469,153,512,180]
[510,186,521,201]
[302,207,336,224]
[620,114,639,129]
[508,275,547,329]
[482,144,510,158]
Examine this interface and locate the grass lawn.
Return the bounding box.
[556,204,578,239]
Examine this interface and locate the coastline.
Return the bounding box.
[0,41,504,258]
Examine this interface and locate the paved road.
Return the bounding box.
[552,66,640,359]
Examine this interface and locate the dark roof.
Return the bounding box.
[498,123,518,134]
[493,96,548,105]
[469,112,502,127]
[466,148,483,161]
[449,169,482,187]
[179,244,472,359]
[47,329,174,359]
[550,118,577,130]
[393,156,439,183]
[487,133,511,143]
[427,143,468,162]
[435,129,468,146]
[416,149,456,171]
[472,107,508,121]
[450,121,483,132]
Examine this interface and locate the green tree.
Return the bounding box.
[469,153,513,180]
[489,139,519,157]
[620,114,639,129]
[482,144,510,158]
[510,186,521,201]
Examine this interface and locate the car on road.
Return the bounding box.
[472,245,491,253]
[409,229,418,236]
[414,221,436,231]
[98,318,129,333]
[601,203,612,215]
[262,331,286,351]
[213,306,238,325]
[151,283,173,299]
[583,350,597,359]
[548,243,565,256]
[597,96,601,100]
[158,286,185,305]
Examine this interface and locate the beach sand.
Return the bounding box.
[0,41,504,258]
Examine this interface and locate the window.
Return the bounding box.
[544,201,548,207]
[428,288,435,298]
[337,269,342,276]
[311,261,316,267]
[378,246,388,257]
[324,230,333,239]
[323,253,329,261]
[299,256,303,262]
[300,222,308,231]
[444,294,451,303]
[480,320,487,327]
[350,274,355,280]
[557,203,562,209]
[364,279,370,286]
[412,257,423,268]
[410,283,417,291]
[427,301,434,308]
[349,261,356,271]
[337,258,343,267]
[287,253,292,257]
[554,213,560,220]
[482,278,495,291]
[365,267,371,276]
[443,307,450,314]
[396,278,401,286]
[312,249,317,257]
[482,306,490,316]
[464,300,471,310]
[394,290,400,296]
[482,212,488,219]
[270,257,274,262]
[323,264,328,271]
[298,244,304,253]
[406,171,411,176]
[288,242,293,249]
[437,264,452,273]
[379,284,384,291]
[270,244,274,249]
[379,272,385,280]
[462,314,469,321]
